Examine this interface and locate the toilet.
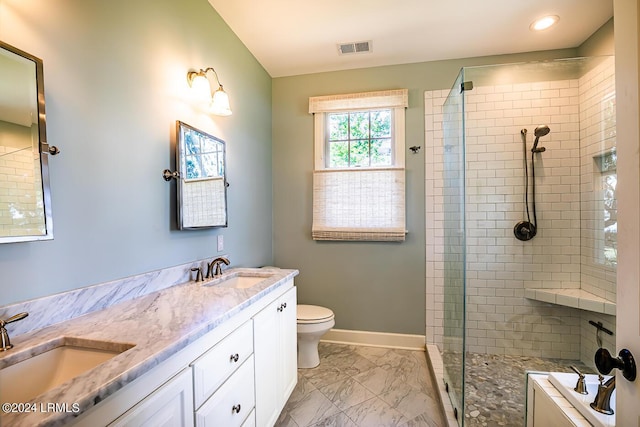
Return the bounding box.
[296,304,335,368]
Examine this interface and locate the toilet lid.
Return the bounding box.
[297,305,334,323]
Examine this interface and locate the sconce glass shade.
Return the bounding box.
[210,86,232,116]
[188,72,211,102]
[187,68,232,116]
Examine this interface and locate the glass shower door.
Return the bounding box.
[441,70,466,425]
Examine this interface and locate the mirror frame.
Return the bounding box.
[175,120,228,230]
[0,41,53,243]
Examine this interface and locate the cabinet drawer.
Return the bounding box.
[192,320,253,409]
[195,356,255,427]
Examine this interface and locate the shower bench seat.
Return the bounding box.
[524,288,616,315]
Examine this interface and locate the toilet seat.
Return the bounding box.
[297,304,334,324]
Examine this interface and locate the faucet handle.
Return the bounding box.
[0,312,28,327]
[191,267,204,282]
[570,365,588,394]
[0,312,28,351]
[570,365,585,378]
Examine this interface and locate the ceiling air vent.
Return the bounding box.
[338,40,372,55]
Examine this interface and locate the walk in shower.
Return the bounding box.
[425,56,617,426]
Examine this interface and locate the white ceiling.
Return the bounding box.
[208,0,613,78]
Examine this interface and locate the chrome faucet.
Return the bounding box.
[590,374,615,415]
[207,256,230,279]
[0,312,29,351]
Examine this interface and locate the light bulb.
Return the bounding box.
[530,15,559,31]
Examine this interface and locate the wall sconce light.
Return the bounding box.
[187,67,232,116]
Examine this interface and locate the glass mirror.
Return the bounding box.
[0,41,54,243]
[175,121,227,229]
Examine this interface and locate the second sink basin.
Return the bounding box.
[0,337,134,403]
[218,275,266,289]
[204,271,275,289]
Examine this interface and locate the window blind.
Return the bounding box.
[309,89,408,113]
[312,168,406,241]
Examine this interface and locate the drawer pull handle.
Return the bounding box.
[277,305,283,312]
[282,302,287,309]
[230,353,239,362]
[232,404,241,414]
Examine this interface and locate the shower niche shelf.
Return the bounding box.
[524,288,616,316]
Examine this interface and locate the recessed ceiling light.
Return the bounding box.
[530,15,559,31]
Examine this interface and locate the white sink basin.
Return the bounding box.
[205,272,274,289]
[0,339,134,403]
[548,372,615,427]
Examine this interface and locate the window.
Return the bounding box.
[309,89,408,241]
[594,150,617,266]
[326,110,393,168]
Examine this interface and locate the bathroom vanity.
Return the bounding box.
[526,373,615,427]
[0,267,298,427]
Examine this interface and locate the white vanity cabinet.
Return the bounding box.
[254,287,297,427]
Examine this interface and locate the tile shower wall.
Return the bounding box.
[426,58,616,362]
[0,122,44,237]
[578,57,616,369]
[579,57,616,302]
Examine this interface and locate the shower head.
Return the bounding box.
[534,125,550,138]
[532,125,550,153]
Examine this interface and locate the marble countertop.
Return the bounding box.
[0,267,298,427]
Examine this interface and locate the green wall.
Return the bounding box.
[579,18,615,57]
[0,0,273,305]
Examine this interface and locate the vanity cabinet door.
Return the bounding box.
[109,368,194,427]
[279,287,297,400]
[531,382,577,427]
[254,286,297,427]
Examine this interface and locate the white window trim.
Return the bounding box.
[309,89,408,242]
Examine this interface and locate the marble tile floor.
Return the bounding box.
[276,342,446,427]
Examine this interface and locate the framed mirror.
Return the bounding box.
[0,41,55,243]
[175,121,227,229]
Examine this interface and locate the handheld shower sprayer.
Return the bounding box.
[531,125,550,153]
[515,125,551,241]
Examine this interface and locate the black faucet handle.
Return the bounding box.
[191,267,204,282]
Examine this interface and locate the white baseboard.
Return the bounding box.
[321,328,426,351]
